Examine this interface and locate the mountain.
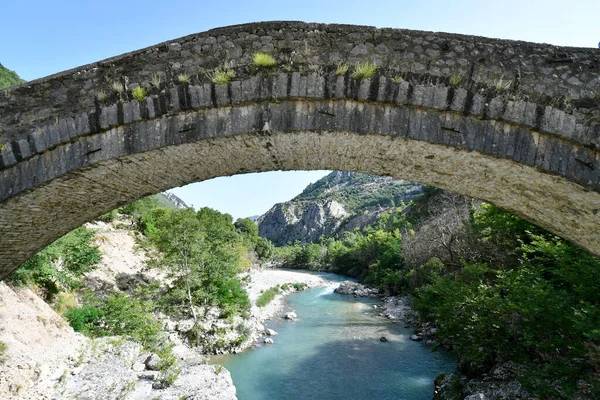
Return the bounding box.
[257,171,424,245]
[0,63,25,89]
[154,191,189,209]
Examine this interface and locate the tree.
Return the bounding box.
[152,208,205,321]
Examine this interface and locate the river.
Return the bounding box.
[215,274,456,399]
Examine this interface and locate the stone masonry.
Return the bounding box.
[0,21,599,278]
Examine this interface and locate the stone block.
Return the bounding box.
[290,72,301,97]
[395,81,410,105]
[169,87,181,111]
[449,88,467,112]
[335,75,346,98]
[13,139,32,160]
[0,145,17,168]
[432,86,449,110]
[230,81,243,103]
[75,113,91,136]
[503,100,526,124]
[487,96,505,119]
[242,76,260,102]
[470,94,486,116]
[215,84,229,106]
[358,79,371,101]
[29,130,47,153]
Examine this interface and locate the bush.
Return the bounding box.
[65,305,103,335]
[256,286,280,307]
[253,52,276,68]
[9,227,101,295]
[66,290,161,348]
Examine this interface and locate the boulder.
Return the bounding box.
[264,328,278,336]
[409,334,423,341]
[379,336,388,342]
[284,312,297,320]
[334,281,378,297]
[144,353,162,371]
[264,338,274,344]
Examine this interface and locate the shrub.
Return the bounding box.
[351,61,377,80]
[131,86,147,101]
[335,63,349,76]
[9,227,101,294]
[207,69,236,85]
[54,291,78,314]
[449,74,462,87]
[253,52,276,68]
[65,305,103,335]
[176,74,189,84]
[256,285,280,307]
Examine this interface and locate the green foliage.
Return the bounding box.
[253,52,276,68]
[131,86,147,101]
[254,236,275,260]
[0,63,25,89]
[295,172,421,213]
[207,69,236,85]
[148,207,249,319]
[9,227,101,295]
[449,74,462,87]
[65,305,103,334]
[235,218,258,238]
[177,74,189,84]
[411,205,600,397]
[96,209,119,223]
[66,289,161,348]
[351,61,377,80]
[256,285,280,307]
[0,340,7,362]
[335,62,349,75]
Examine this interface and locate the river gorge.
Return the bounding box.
[215,273,456,399]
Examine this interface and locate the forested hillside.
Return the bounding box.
[0,63,25,88]
[258,171,423,245]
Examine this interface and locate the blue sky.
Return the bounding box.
[1,0,598,219]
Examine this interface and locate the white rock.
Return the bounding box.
[264,338,274,344]
[409,334,423,341]
[144,353,161,371]
[284,312,297,320]
[264,328,278,336]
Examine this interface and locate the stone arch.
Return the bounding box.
[0,21,599,278]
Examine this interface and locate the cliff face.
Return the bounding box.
[258,172,423,245]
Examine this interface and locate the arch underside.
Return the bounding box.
[1,128,599,279]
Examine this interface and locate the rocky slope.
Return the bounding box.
[257,171,423,245]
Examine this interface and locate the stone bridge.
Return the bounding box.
[0,21,599,279]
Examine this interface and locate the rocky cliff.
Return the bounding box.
[257,172,423,245]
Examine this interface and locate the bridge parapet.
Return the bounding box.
[1,21,598,145]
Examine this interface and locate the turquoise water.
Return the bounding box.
[217,274,456,399]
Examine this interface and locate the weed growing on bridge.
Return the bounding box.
[392,75,404,84]
[253,52,277,68]
[494,76,512,91]
[207,68,236,85]
[131,86,147,101]
[351,61,377,80]
[449,74,462,87]
[177,74,189,84]
[151,73,162,88]
[95,90,107,102]
[0,141,5,151]
[335,62,349,76]
[111,81,124,94]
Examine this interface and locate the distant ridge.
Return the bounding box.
[257,171,423,245]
